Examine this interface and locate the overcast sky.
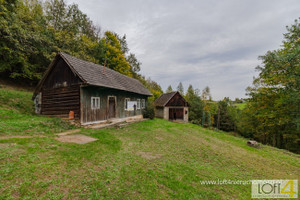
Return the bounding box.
[70,0,299,100]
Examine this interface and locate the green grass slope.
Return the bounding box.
[0,86,74,136]
[0,86,299,199]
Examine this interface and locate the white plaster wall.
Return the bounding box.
[184,107,189,122]
[163,107,169,120]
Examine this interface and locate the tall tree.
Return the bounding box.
[98,31,132,76]
[141,77,163,100]
[127,53,141,77]
[45,0,66,30]
[201,86,211,100]
[0,0,52,83]
[186,86,204,124]
[215,98,237,132]
[177,82,184,95]
[185,84,194,102]
[166,85,173,93]
[241,19,300,153]
[0,0,158,97]
[117,34,129,54]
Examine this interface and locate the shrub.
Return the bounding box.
[142,104,155,120]
[191,119,201,125]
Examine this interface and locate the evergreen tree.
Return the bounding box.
[177,82,184,95]
[166,85,173,93]
[184,84,204,124]
[215,98,236,132]
[185,84,195,103]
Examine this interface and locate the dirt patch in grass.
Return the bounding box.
[0,143,16,148]
[155,136,164,141]
[136,151,162,160]
[55,134,98,144]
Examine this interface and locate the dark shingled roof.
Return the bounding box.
[34,52,152,98]
[154,91,177,107]
[60,52,152,96]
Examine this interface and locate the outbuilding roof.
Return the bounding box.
[154,91,178,107]
[33,52,152,98]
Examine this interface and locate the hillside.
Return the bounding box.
[0,84,74,137]
[0,86,299,199]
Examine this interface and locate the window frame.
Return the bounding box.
[91,97,100,109]
[137,99,141,109]
[141,99,145,109]
[124,98,130,110]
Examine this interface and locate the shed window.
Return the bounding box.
[91,97,100,109]
[124,98,130,110]
[137,99,141,109]
[141,99,145,109]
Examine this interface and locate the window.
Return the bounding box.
[124,98,130,110]
[141,99,145,109]
[137,99,141,109]
[91,97,100,109]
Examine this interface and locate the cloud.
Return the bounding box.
[70,0,300,100]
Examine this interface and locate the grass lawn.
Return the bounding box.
[0,86,74,136]
[0,86,299,199]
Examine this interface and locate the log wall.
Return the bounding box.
[40,57,82,119]
[41,85,80,119]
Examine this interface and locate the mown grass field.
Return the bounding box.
[0,86,299,199]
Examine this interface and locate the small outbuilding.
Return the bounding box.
[32,52,152,125]
[154,91,189,122]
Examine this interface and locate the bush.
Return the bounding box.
[191,119,201,125]
[142,104,155,120]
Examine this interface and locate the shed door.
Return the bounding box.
[169,108,183,120]
[108,97,116,118]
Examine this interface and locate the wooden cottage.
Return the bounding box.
[154,91,189,122]
[32,52,152,125]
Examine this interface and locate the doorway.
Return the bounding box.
[108,96,116,118]
[169,108,183,120]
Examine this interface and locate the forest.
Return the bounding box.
[0,0,163,98]
[0,0,299,153]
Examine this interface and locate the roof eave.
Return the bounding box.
[86,83,152,96]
